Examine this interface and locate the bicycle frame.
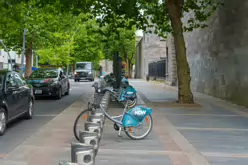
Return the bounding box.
[99,102,128,127]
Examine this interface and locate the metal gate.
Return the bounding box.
[148,59,166,79]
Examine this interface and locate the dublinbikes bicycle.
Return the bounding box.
[73,88,153,141]
[99,76,138,108]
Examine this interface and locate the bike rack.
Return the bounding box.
[85,122,102,137]
[59,91,111,165]
[100,93,110,111]
[79,131,100,155]
[71,142,95,164]
[76,150,95,165]
[90,111,104,117]
[88,115,105,128]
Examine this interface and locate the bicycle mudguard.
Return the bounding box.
[119,86,137,101]
[121,77,129,83]
[122,106,152,127]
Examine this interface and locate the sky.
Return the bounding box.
[136,30,143,37]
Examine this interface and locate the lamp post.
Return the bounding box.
[20,7,31,77]
[0,40,13,71]
[20,28,27,76]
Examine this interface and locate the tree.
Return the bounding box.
[71,0,223,103]
[103,28,136,77]
[0,0,74,76]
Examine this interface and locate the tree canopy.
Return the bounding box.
[72,0,223,103]
[0,0,136,76]
[0,0,223,103]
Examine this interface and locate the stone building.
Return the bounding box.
[135,32,168,79]
[165,0,248,106]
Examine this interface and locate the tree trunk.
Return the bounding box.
[25,44,33,78]
[72,63,75,73]
[124,53,129,77]
[128,59,132,78]
[167,0,194,103]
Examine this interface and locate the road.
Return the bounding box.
[0,79,94,158]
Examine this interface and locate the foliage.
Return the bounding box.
[0,1,104,69]
[63,0,222,103]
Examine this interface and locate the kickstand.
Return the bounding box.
[118,127,122,137]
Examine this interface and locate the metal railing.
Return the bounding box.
[148,59,166,79]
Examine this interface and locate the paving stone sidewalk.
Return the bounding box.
[124,79,248,165]
[1,79,248,165]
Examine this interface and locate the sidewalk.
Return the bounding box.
[1,79,248,165]
[129,79,248,165]
[0,94,92,165]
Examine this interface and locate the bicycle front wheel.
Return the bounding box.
[73,109,92,141]
[124,114,153,140]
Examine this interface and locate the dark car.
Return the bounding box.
[27,68,70,99]
[0,70,34,136]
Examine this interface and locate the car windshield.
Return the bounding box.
[76,63,91,70]
[29,69,58,78]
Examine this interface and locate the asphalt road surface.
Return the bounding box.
[0,79,94,158]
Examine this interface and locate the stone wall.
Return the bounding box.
[183,0,248,106]
[166,36,177,86]
[142,32,167,78]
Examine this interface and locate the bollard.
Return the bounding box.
[59,161,79,165]
[88,115,104,128]
[85,122,102,137]
[76,150,95,165]
[71,142,94,163]
[79,131,99,155]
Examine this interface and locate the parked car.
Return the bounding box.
[27,68,70,99]
[0,70,34,136]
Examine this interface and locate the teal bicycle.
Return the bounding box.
[73,84,153,141]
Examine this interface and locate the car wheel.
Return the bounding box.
[0,108,7,136]
[65,84,70,95]
[24,99,34,119]
[56,87,62,100]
